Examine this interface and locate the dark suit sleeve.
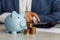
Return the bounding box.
[0,0,2,15]
[48,0,60,23]
[0,0,5,15]
[40,0,60,23]
[0,0,19,15]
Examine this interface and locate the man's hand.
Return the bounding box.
[25,11,40,23]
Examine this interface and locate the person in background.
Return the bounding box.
[0,0,60,24]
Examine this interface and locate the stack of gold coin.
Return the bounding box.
[24,23,36,35]
[28,23,33,28]
[30,27,36,34]
[24,29,30,35]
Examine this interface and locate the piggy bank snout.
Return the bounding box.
[19,18,27,28]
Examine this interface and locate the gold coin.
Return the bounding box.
[24,29,30,35]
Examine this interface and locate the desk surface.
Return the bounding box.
[0,24,60,40]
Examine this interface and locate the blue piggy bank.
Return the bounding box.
[5,11,27,34]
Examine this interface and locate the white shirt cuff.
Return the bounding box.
[0,12,11,23]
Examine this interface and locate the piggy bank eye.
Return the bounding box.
[18,17,19,19]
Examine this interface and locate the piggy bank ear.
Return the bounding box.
[19,12,25,17]
[11,11,17,18]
